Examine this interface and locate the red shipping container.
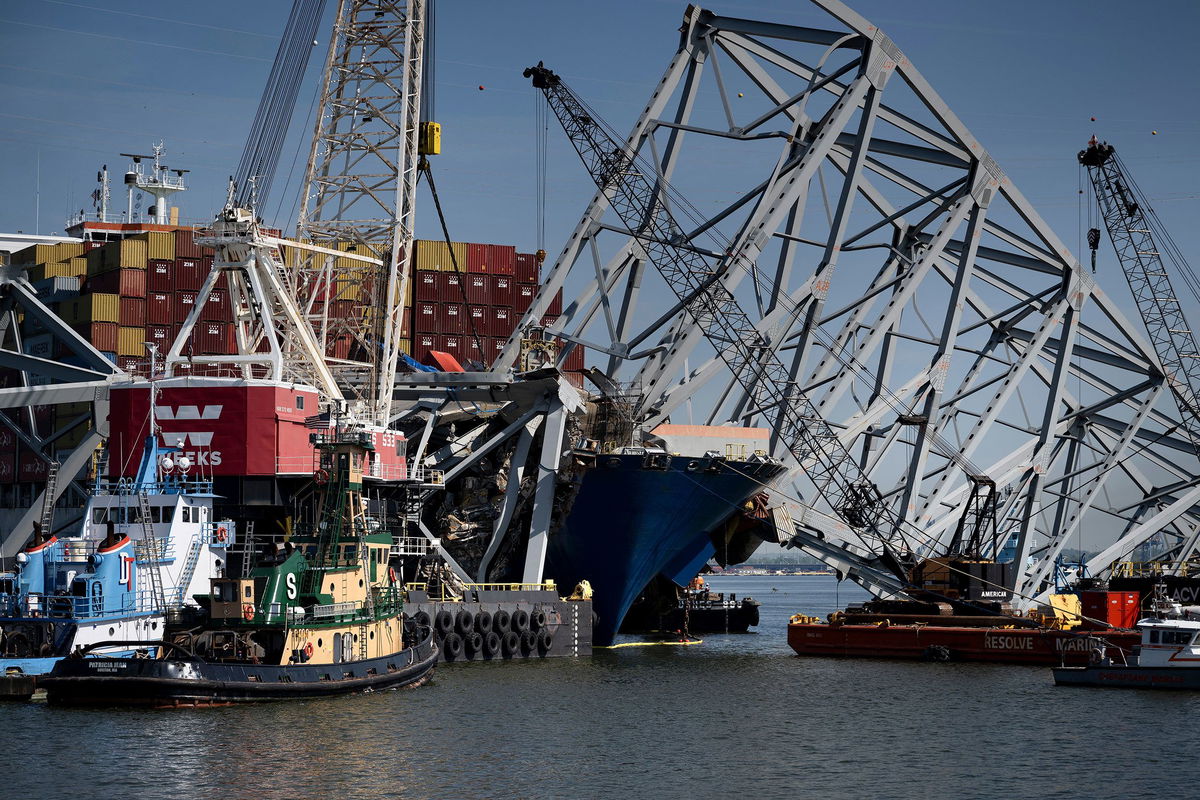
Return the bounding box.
[466,243,489,273]
[83,240,105,252]
[0,428,16,450]
[542,314,559,329]
[515,252,539,283]
[490,306,514,338]
[74,322,118,353]
[401,307,413,338]
[118,356,147,377]
[194,321,230,355]
[414,301,438,334]
[465,273,490,305]
[1080,591,1140,630]
[490,337,507,359]
[438,271,465,303]
[489,244,517,276]
[175,291,199,322]
[19,449,49,482]
[564,343,586,372]
[440,302,465,334]
[547,288,563,316]
[175,258,203,291]
[330,335,352,360]
[147,324,173,349]
[414,333,436,362]
[148,259,174,292]
[463,334,487,365]
[0,449,14,484]
[88,267,147,297]
[415,270,439,301]
[119,296,146,327]
[175,229,202,258]
[438,334,462,356]
[515,282,536,314]
[466,304,488,335]
[202,288,231,322]
[491,275,514,307]
[148,291,173,324]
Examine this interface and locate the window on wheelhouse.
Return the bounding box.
[1150,630,1160,644]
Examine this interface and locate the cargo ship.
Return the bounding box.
[546,436,785,646]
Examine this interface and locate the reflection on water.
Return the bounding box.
[10,576,1199,799]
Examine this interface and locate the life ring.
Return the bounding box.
[215,526,228,543]
[242,603,255,621]
[313,468,330,485]
[304,641,314,659]
[388,566,398,584]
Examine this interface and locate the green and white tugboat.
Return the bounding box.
[42,425,438,707]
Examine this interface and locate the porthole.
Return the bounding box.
[369,631,375,640]
[317,638,323,648]
[108,627,115,636]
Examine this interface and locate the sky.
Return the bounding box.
[0,0,1197,261]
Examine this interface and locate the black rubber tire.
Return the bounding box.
[923,644,951,663]
[435,609,454,634]
[463,631,483,657]
[519,629,536,655]
[511,609,530,632]
[483,631,502,658]
[443,632,464,661]
[493,609,511,634]
[531,608,548,631]
[455,609,475,635]
[413,611,431,628]
[502,630,521,658]
[475,610,493,634]
[536,628,552,656]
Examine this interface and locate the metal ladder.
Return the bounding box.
[173,534,203,607]
[137,492,167,612]
[357,623,370,661]
[39,462,59,535]
[237,520,257,578]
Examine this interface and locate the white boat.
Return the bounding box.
[1054,598,1200,689]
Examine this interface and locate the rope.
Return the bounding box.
[417,159,486,361]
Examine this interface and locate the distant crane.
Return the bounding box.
[1079,137,1200,456]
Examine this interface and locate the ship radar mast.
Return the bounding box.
[120,142,188,224]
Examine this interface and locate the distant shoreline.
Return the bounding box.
[709,569,835,577]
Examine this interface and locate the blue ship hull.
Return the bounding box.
[547,453,783,646]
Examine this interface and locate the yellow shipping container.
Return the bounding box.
[118,237,148,268]
[72,293,120,324]
[146,231,175,261]
[414,240,466,272]
[118,326,146,356]
[398,337,411,355]
[13,242,83,265]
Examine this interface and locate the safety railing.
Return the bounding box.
[1111,561,1169,578]
[312,601,359,619]
[364,461,408,481]
[276,455,318,475]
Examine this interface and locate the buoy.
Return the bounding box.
[1090,116,1096,121]
[478,85,485,91]
[1152,130,1158,135]
[215,525,227,542]
[304,641,314,659]
[313,468,329,484]
[737,92,744,97]
[388,566,397,583]
[242,603,255,621]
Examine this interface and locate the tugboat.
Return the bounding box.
[0,422,228,699]
[1054,593,1200,689]
[621,575,760,635]
[42,424,438,706]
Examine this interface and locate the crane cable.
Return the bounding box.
[417,159,486,363]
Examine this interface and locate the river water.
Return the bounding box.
[4,574,1195,799]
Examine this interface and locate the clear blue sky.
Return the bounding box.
[0,0,1197,264]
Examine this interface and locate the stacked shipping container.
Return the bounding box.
[410,239,581,371]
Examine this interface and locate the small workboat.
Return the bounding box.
[41,424,438,706]
[1053,601,1200,690]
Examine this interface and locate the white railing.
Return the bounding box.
[276,455,317,475]
[365,461,408,481]
[313,601,358,618]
